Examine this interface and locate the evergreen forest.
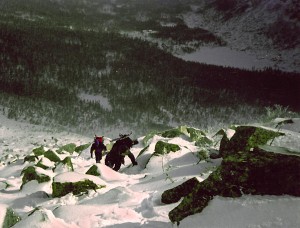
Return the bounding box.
[0,0,299,137]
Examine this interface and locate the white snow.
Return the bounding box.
[0,204,7,226]
[180,195,300,228]
[226,128,236,140]
[0,113,299,227]
[176,46,274,70]
[179,0,300,72]
[78,93,112,111]
[53,172,106,186]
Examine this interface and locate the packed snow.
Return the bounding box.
[0,113,300,228]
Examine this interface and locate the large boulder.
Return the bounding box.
[61,157,74,171]
[24,154,38,163]
[53,157,74,173]
[43,150,61,163]
[161,126,187,138]
[161,177,201,204]
[32,146,46,156]
[36,157,55,170]
[20,166,51,189]
[187,127,213,147]
[163,147,300,224]
[57,143,77,154]
[52,172,106,197]
[85,165,101,176]
[219,125,284,157]
[141,140,181,169]
[142,126,189,146]
[154,141,180,156]
[75,143,91,154]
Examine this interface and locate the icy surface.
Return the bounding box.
[177,46,274,70]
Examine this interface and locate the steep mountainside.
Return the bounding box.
[0,0,299,137]
[182,0,300,72]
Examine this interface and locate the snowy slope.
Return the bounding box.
[180,0,300,72]
[0,114,300,227]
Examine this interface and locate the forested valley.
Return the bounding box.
[0,0,299,137]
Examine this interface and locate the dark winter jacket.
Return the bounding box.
[90,140,106,161]
[105,137,138,171]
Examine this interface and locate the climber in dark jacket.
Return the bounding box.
[105,135,138,171]
[90,136,107,163]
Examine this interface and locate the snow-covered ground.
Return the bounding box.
[0,113,300,227]
[78,93,112,111]
[181,0,300,72]
[176,46,274,70]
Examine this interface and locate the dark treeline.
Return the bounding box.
[0,15,299,136]
[152,24,225,46]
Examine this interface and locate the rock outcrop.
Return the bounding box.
[52,172,106,197]
[219,125,284,157]
[154,141,180,156]
[21,166,51,189]
[162,125,300,224]
[85,165,101,176]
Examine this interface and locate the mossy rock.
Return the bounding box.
[57,143,77,154]
[187,127,206,141]
[143,132,158,146]
[161,127,186,138]
[52,179,102,197]
[154,141,180,156]
[165,147,300,224]
[196,148,210,161]
[62,157,74,171]
[143,126,188,145]
[219,125,284,157]
[161,177,201,204]
[195,136,213,147]
[44,150,61,163]
[2,207,21,228]
[75,143,91,153]
[85,165,101,176]
[53,157,74,172]
[32,146,45,156]
[36,159,50,170]
[21,166,51,189]
[24,155,38,163]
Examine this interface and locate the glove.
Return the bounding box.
[132,161,138,166]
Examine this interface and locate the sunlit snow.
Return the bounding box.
[0,113,299,228]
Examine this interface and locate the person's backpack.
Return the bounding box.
[94,136,104,148]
